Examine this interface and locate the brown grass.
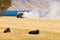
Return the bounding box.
[0,16,60,40]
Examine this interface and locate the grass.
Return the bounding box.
[0,28,60,40]
[0,16,60,40]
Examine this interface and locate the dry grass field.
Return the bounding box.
[0,16,60,40]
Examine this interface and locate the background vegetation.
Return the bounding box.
[0,0,11,16]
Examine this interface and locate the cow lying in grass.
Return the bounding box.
[17,12,24,18]
[29,30,39,34]
[4,28,11,33]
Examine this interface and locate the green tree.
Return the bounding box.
[0,0,11,16]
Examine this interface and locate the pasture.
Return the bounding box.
[0,16,60,40]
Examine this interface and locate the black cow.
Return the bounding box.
[17,13,23,18]
[4,28,11,33]
[29,30,39,34]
